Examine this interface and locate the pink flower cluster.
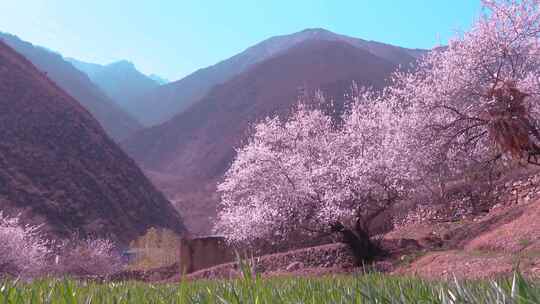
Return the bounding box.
[214,89,413,243]
[53,238,122,276]
[0,212,50,277]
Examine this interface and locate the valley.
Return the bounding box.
[2,1,540,302]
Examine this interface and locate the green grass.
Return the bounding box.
[1,272,540,303]
[519,238,533,248]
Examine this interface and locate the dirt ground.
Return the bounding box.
[391,199,540,279]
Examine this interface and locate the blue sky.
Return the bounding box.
[0,1,481,81]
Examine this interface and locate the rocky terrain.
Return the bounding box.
[0,40,185,244]
[381,172,540,279]
[389,202,540,279]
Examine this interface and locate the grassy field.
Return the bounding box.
[1,270,540,304]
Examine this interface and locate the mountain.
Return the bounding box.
[123,39,418,234]
[67,58,163,120]
[66,57,104,78]
[149,74,168,85]
[0,33,141,141]
[130,28,425,126]
[0,40,186,244]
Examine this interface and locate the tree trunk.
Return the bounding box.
[331,222,379,265]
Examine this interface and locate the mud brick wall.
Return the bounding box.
[179,236,236,274]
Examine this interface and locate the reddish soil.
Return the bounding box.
[391,200,540,279]
[394,251,515,280]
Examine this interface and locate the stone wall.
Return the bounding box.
[186,243,355,280]
[491,172,540,208]
[395,169,540,226]
[179,236,236,274]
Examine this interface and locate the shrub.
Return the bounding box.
[0,212,50,278]
[54,237,122,277]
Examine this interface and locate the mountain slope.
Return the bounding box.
[68,58,161,119]
[131,28,424,126]
[0,33,141,141]
[123,40,405,233]
[0,40,186,244]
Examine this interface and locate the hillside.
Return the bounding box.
[0,40,186,244]
[0,33,141,141]
[388,174,540,279]
[68,58,161,119]
[130,28,425,126]
[123,39,406,234]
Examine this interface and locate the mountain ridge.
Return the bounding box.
[67,58,162,118]
[92,60,160,113]
[0,40,186,244]
[129,28,426,126]
[0,32,142,141]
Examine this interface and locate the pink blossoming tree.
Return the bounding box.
[215,0,540,260]
[0,212,122,278]
[54,237,122,276]
[390,0,540,168]
[386,0,540,208]
[214,91,412,260]
[0,213,50,278]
